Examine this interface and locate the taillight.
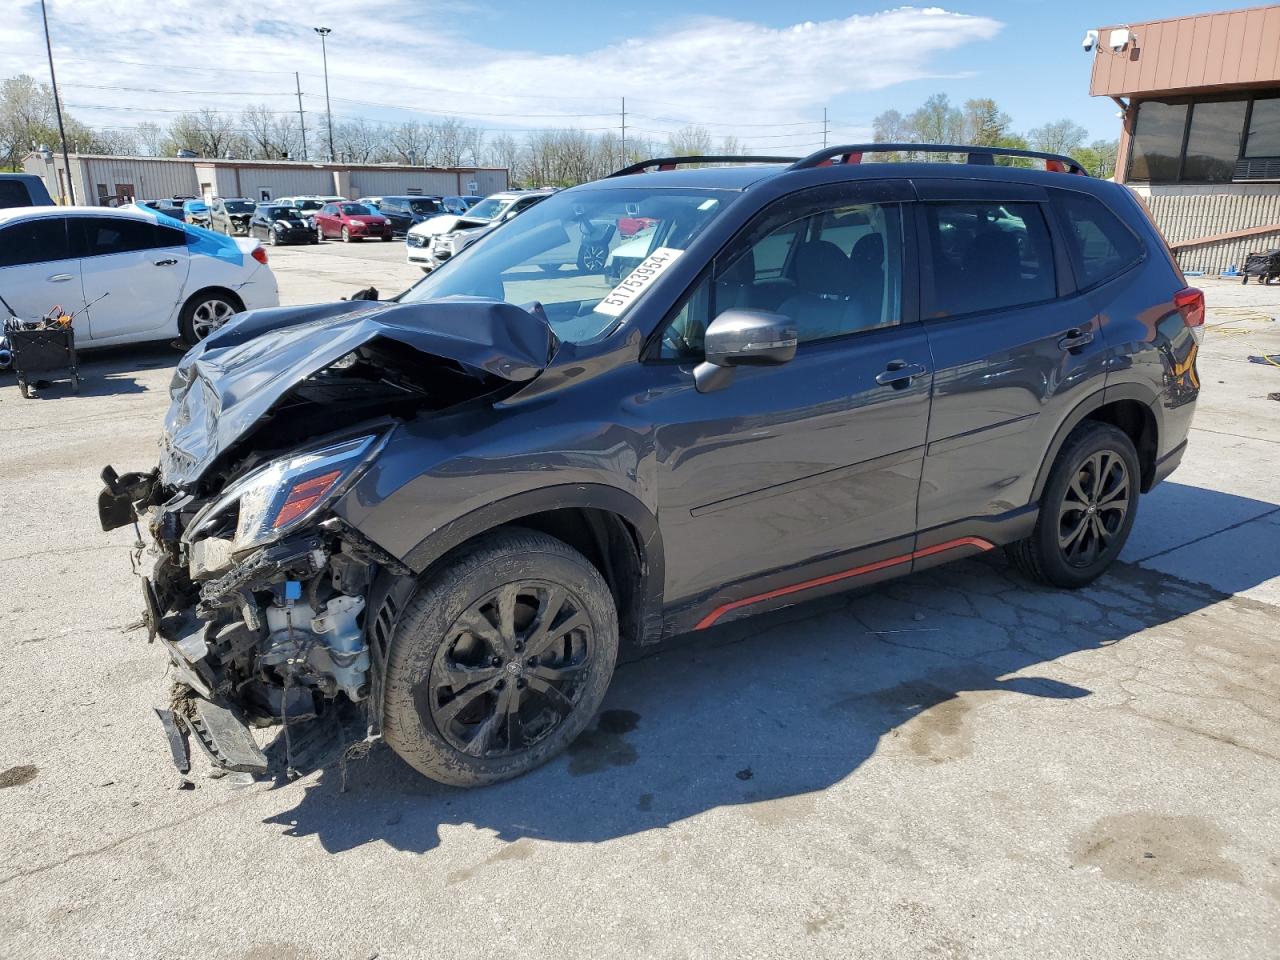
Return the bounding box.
[251,246,268,265]
[272,470,342,529]
[1173,287,1205,342]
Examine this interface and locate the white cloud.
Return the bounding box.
[4,2,1002,148]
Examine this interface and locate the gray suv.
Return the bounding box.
[100,144,1202,786]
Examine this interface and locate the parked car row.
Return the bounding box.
[405,190,552,271]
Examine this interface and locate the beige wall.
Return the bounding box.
[1131,183,1280,272]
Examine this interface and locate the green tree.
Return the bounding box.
[962,98,1011,146]
[1074,138,1120,178]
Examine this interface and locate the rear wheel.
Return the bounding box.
[178,291,242,346]
[382,529,619,787]
[1007,423,1139,588]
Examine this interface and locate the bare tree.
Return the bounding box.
[1028,118,1088,155]
[332,118,381,162]
[668,125,713,156]
[485,132,521,177]
[134,121,166,156]
[386,121,434,164]
[719,135,743,156]
[430,118,483,167]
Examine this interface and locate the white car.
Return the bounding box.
[405,190,552,271]
[0,205,278,348]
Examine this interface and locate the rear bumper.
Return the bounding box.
[1151,438,1187,489]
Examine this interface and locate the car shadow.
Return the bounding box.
[262,483,1278,855]
[1,341,181,399]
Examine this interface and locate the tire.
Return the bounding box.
[1007,423,1140,589]
[178,291,242,346]
[577,242,609,274]
[382,528,619,787]
[267,230,277,246]
[341,226,351,243]
[381,234,393,242]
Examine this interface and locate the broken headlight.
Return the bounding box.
[184,434,385,553]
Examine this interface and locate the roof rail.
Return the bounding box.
[790,144,1090,176]
[608,155,801,178]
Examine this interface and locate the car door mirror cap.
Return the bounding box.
[704,309,797,368]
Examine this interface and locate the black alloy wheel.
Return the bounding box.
[381,528,619,786]
[1057,449,1131,568]
[429,581,594,759]
[1007,422,1140,588]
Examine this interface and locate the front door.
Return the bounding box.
[912,180,1108,541]
[73,216,190,342]
[645,181,935,624]
[0,216,82,321]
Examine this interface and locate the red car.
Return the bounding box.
[315,202,393,242]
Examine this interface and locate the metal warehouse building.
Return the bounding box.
[1090,3,1280,273]
[22,153,509,207]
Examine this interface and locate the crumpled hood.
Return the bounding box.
[160,298,558,488]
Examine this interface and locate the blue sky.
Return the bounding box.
[1,1,1243,150]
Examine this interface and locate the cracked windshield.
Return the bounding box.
[401,187,730,342]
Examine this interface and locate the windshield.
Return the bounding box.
[341,203,372,216]
[226,200,255,213]
[409,199,442,215]
[265,207,300,220]
[400,186,731,344]
[185,202,207,212]
[297,199,323,211]
[463,197,505,220]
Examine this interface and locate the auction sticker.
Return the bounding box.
[593,247,684,317]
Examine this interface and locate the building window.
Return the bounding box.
[1129,101,1187,183]
[1182,100,1247,182]
[1245,97,1280,158]
[1130,93,1280,184]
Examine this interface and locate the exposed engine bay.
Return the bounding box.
[99,298,558,775]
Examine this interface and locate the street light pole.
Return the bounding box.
[314,27,335,162]
[39,0,74,204]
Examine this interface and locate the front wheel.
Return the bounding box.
[341,226,351,243]
[382,529,619,787]
[1007,423,1139,588]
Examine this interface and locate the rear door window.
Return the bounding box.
[0,217,69,266]
[1051,190,1143,288]
[72,217,174,256]
[922,202,1056,317]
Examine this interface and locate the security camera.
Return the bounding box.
[1082,30,1099,52]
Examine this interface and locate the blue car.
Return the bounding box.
[182,199,211,228]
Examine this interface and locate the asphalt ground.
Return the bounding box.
[1,243,1277,960]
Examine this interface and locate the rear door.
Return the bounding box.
[912,178,1105,546]
[0,215,82,320]
[645,179,935,619]
[73,216,190,342]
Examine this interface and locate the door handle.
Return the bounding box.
[153,258,179,266]
[1058,327,1095,351]
[875,360,929,387]
[47,273,73,282]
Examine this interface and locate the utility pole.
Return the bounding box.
[295,72,308,160]
[314,27,335,162]
[620,96,627,166]
[39,0,74,204]
[822,107,829,149]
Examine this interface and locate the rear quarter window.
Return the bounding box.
[1051,190,1143,288]
[0,180,34,209]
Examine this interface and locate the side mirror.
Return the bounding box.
[695,309,797,393]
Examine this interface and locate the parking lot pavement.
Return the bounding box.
[0,277,1277,960]
[268,234,425,305]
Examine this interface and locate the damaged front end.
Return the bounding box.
[99,298,557,776]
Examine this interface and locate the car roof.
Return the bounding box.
[0,205,157,225]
